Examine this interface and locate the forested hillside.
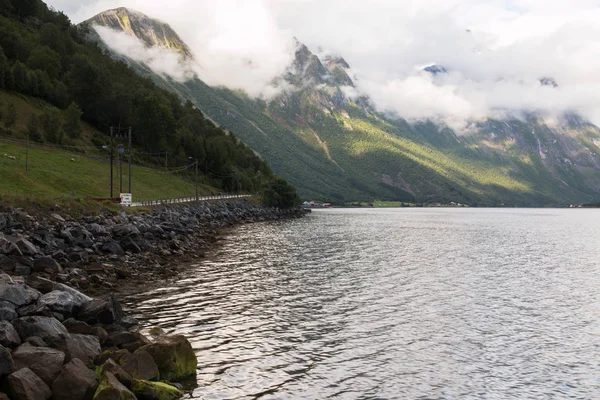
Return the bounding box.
[0,0,299,208]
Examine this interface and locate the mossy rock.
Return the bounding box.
[135,335,196,381]
[93,371,136,400]
[131,379,182,400]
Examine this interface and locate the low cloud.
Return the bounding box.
[50,0,600,127]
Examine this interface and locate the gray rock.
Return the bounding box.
[101,241,125,257]
[0,281,40,307]
[0,300,17,321]
[120,237,141,253]
[119,350,159,381]
[54,283,93,306]
[52,358,98,400]
[38,290,78,316]
[0,236,22,257]
[13,264,31,276]
[90,326,108,344]
[50,213,66,223]
[6,367,51,400]
[15,238,38,256]
[0,345,16,377]
[97,359,133,387]
[11,343,65,386]
[63,318,91,335]
[0,255,15,273]
[77,295,123,325]
[25,276,55,294]
[24,336,47,347]
[59,334,101,367]
[33,257,61,273]
[111,224,140,238]
[16,303,53,318]
[0,320,20,348]
[12,316,68,343]
[88,223,109,237]
[95,371,136,400]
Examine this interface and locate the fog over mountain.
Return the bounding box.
[48,0,600,128]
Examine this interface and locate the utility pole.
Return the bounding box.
[109,127,114,198]
[128,127,132,193]
[118,144,124,194]
[165,150,168,171]
[195,158,199,201]
[25,133,29,175]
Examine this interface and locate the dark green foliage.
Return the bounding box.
[4,101,15,128]
[63,101,82,139]
[40,108,62,143]
[27,46,61,80]
[263,177,300,209]
[27,113,42,141]
[0,0,287,196]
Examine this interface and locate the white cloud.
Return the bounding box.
[48,0,600,126]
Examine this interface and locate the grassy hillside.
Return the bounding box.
[0,91,213,201]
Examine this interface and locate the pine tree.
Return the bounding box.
[63,101,82,139]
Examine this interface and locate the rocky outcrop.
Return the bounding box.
[0,277,195,400]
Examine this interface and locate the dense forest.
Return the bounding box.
[0,0,299,208]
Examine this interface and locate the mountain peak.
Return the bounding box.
[87,7,193,58]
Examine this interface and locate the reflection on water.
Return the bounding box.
[122,208,600,399]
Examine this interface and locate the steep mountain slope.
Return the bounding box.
[86,8,600,206]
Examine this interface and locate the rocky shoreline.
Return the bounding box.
[0,200,309,399]
[0,200,308,293]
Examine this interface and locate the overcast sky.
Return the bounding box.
[46,0,600,127]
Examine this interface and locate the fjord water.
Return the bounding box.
[122,208,600,399]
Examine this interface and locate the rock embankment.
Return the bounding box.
[0,200,307,292]
[0,271,195,399]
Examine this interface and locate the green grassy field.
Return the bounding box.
[0,140,215,201]
[0,91,215,202]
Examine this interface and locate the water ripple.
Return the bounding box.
[123,208,600,399]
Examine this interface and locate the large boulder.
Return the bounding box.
[25,276,55,294]
[38,290,79,317]
[118,350,159,381]
[93,372,136,400]
[120,237,142,254]
[97,358,132,387]
[136,335,197,381]
[51,358,98,400]
[6,367,51,400]
[54,283,93,306]
[16,303,53,318]
[130,380,182,400]
[77,295,123,325]
[32,257,61,273]
[11,316,68,343]
[0,281,40,307]
[11,343,65,386]
[111,225,140,238]
[0,320,20,348]
[15,238,38,256]
[0,345,16,377]
[63,318,92,335]
[59,334,101,367]
[0,236,22,257]
[101,241,125,257]
[0,300,17,321]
